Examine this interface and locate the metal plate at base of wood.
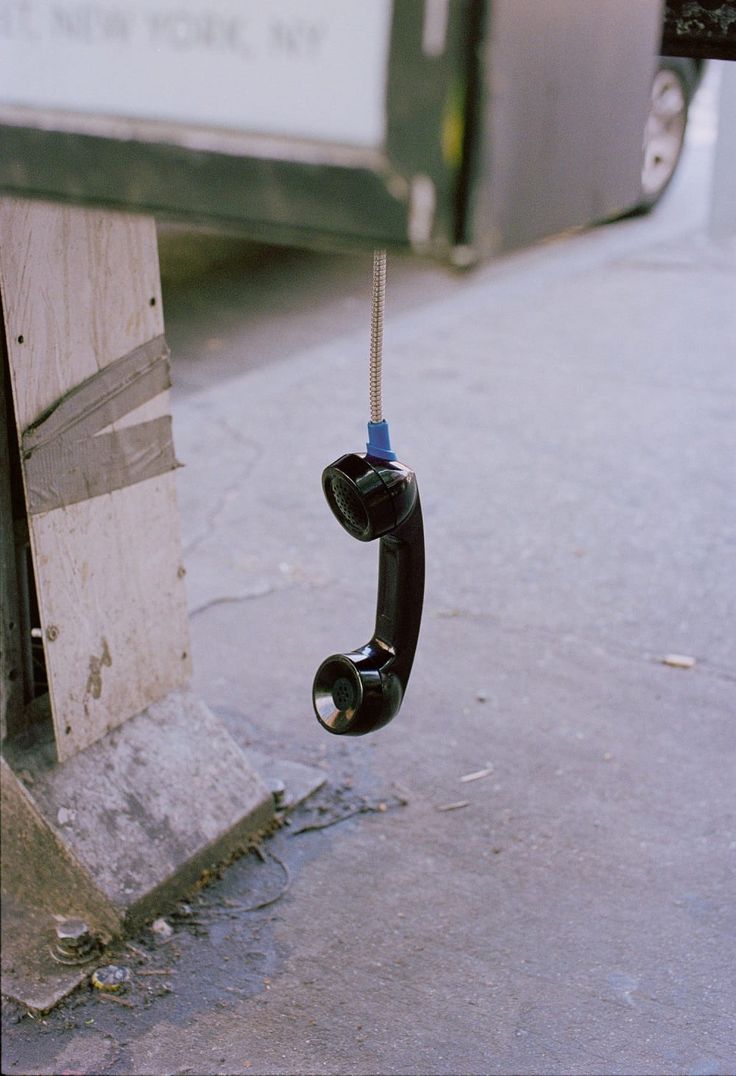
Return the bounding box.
[1,756,120,1013]
[0,198,191,761]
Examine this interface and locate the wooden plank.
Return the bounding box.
[0,337,23,740]
[1,199,163,427]
[0,198,191,761]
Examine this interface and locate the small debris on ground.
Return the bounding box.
[97,992,134,1007]
[662,654,696,669]
[475,690,488,703]
[287,780,408,835]
[91,965,131,993]
[215,851,291,913]
[460,766,493,783]
[436,800,470,812]
[125,943,150,962]
[151,918,173,940]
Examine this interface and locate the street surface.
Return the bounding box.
[3,64,735,1076]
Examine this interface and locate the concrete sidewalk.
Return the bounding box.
[175,226,736,1076]
[3,212,735,1074]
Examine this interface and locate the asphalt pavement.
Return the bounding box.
[2,71,735,1076]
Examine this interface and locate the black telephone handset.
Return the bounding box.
[312,450,425,736]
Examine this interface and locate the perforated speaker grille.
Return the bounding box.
[330,475,368,536]
[332,676,356,711]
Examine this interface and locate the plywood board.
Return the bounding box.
[0,343,23,740]
[0,198,191,760]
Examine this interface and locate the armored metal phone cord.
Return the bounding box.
[365,250,395,461]
[369,249,386,424]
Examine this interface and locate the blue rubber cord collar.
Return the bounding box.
[366,420,397,461]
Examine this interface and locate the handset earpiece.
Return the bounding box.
[312,425,425,736]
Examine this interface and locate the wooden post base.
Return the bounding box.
[1,691,275,1013]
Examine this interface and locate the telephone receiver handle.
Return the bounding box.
[374,497,424,685]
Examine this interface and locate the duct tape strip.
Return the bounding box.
[22,335,181,515]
